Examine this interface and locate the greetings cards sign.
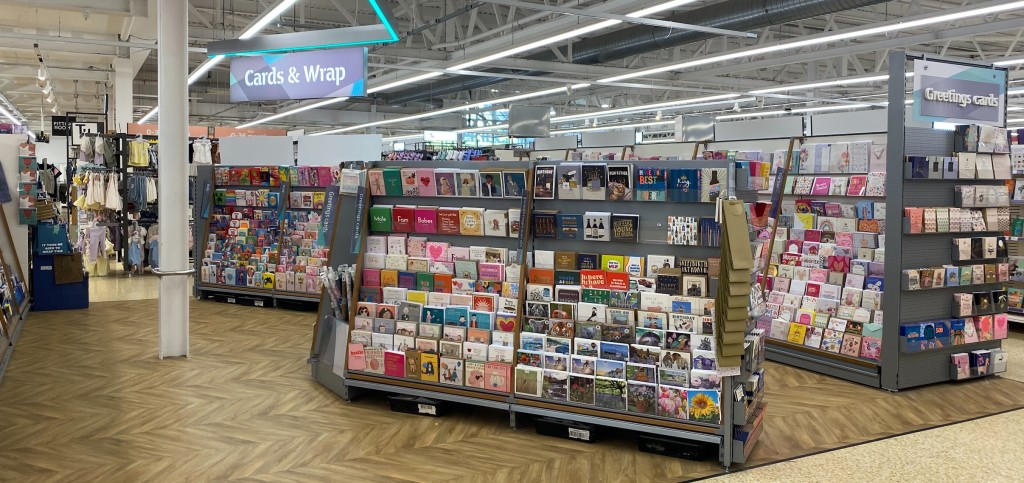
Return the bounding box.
[230,47,367,102]
[913,59,1007,127]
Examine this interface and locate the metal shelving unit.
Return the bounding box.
[192,164,336,307]
[311,159,765,468]
[880,51,1008,390]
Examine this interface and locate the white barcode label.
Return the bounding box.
[417,404,437,415]
[568,428,590,441]
[254,300,264,307]
[226,297,235,303]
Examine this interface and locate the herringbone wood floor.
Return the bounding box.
[1,300,1023,482]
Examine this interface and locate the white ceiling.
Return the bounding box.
[0,0,1021,135]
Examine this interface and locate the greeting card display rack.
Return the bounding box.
[341,160,535,410]
[881,52,1009,389]
[192,164,341,307]
[757,135,890,387]
[312,160,765,468]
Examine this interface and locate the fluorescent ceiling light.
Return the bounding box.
[367,72,444,94]
[555,94,741,122]
[139,106,159,123]
[994,58,1024,66]
[0,105,21,126]
[600,0,1024,83]
[1008,118,1024,124]
[553,120,673,134]
[313,83,591,135]
[237,97,349,128]
[717,103,871,120]
[447,0,699,71]
[240,0,300,39]
[1009,106,1024,111]
[749,73,913,95]
[1010,88,1024,95]
[188,55,226,85]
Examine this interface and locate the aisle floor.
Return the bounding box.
[1,290,1023,481]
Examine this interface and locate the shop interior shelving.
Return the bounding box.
[192,164,340,306]
[310,159,765,468]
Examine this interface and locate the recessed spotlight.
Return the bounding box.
[601,103,610,108]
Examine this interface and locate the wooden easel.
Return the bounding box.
[759,136,804,293]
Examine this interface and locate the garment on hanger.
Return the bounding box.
[192,138,213,164]
[128,175,149,211]
[38,159,56,196]
[129,139,150,167]
[147,224,160,269]
[77,136,94,164]
[146,177,158,203]
[104,174,122,211]
[127,224,147,270]
[148,143,159,167]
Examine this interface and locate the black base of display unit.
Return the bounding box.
[534,416,600,443]
[387,395,447,417]
[638,434,718,461]
[198,287,275,308]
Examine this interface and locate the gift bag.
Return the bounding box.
[53,253,85,284]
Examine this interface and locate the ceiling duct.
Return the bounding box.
[382,0,890,105]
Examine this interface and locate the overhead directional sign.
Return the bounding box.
[229,48,367,102]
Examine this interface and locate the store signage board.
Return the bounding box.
[229,48,367,102]
[50,116,75,137]
[70,122,104,146]
[213,127,288,138]
[912,60,1006,127]
[127,123,209,137]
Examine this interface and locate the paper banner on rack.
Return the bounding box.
[320,186,339,246]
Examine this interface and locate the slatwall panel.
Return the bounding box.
[896,127,1006,389]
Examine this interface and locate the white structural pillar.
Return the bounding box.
[157,0,189,358]
[112,58,134,132]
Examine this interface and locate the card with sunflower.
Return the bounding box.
[688,389,721,424]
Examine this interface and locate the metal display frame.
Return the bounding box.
[192,164,340,306]
[309,159,764,469]
[881,51,1008,390]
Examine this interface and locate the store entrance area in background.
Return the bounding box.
[86,268,193,303]
[0,300,1021,481]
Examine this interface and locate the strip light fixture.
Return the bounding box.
[553,94,747,122]
[0,105,21,126]
[1010,88,1024,95]
[312,83,591,135]
[552,120,673,134]
[599,0,1024,83]
[238,97,350,128]
[447,0,701,71]
[139,0,299,124]
[750,72,914,95]
[716,103,872,120]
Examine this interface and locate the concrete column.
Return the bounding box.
[157,0,189,358]
[113,58,134,133]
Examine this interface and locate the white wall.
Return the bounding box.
[0,134,30,288]
[35,137,68,167]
